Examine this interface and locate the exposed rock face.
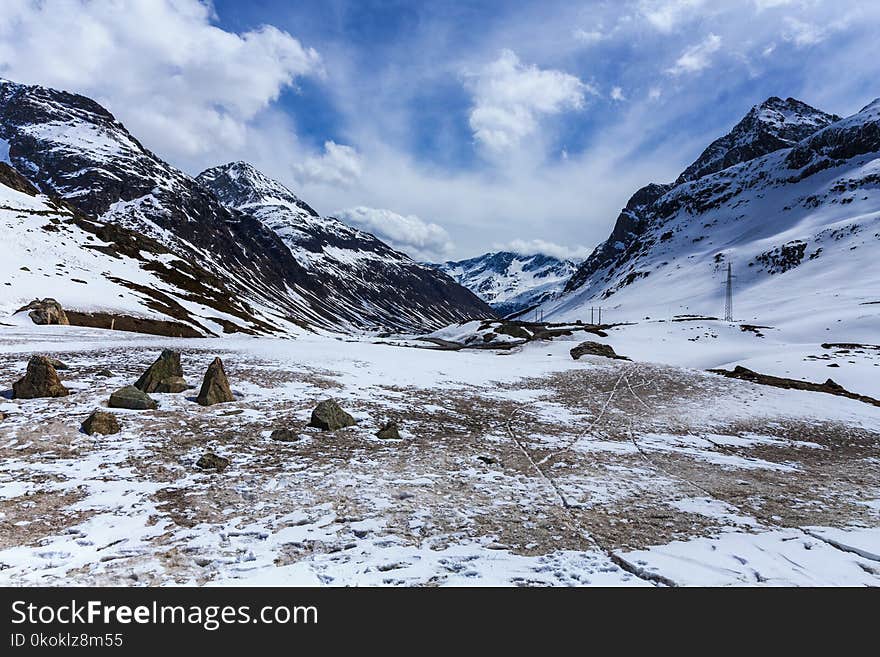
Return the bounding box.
[16,298,69,326]
[195,452,230,472]
[196,357,234,406]
[376,421,401,440]
[108,385,157,410]
[270,428,300,442]
[570,341,628,360]
[308,399,356,431]
[81,410,121,435]
[12,355,70,399]
[134,350,188,393]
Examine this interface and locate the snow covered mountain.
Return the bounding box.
[0,79,491,334]
[432,252,577,317]
[196,162,488,331]
[546,96,880,338]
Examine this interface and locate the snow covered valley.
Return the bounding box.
[1,322,877,586]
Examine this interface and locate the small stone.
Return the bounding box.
[308,399,356,431]
[81,410,121,435]
[108,385,157,410]
[375,421,401,440]
[96,369,114,377]
[196,357,234,406]
[270,428,300,442]
[134,350,188,393]
[195,452,229,472]
[12,355,69,399]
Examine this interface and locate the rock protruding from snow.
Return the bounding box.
[108,385,157,410]
[570,341,628,360]
[375,421,401,440]
[16,298,69,326]
[195,452,229,472]
[134,350,188,393]
[12,355,70,399]
[196,357,234,406]
[308,399,356,431]
[81,410,120,435]
[270,428,300,442]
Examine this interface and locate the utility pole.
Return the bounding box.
[724,262,734,322]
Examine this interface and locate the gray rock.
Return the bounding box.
[195,452,229,472]
[108,385,157,410]
[270,428,300,442]
[134,350,188,393]
[16,298,69,326]
[308,399,356,431]
[196,357,235,406]
[96,369,114,377]
[47,357,69,370]
[12,355,70,399]
[81,410,121,435]
[375,421,401,440]
[570,341,628,361]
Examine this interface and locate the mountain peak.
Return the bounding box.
[196,161,318,217]
[676,96,840,184]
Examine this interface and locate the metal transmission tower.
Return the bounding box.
[723,262,734,322]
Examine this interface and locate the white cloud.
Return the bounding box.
[640,0,705,32]
[335,206,453,261]
[573,28,605,45]
[0,0,322,163]
[666,33,723,75]
[293,141,363,187]
[466,49,593,153]
[496,239,593,262]
[782,17,825,47]
[610,86,626,101]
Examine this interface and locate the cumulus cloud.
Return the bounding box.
[666,33,723,74]
[335,206,453,261]
[781,17,826,47]
[293,141,363,187]
[0,0,322,163]
[466,49,593,153]
[640,0,706,32]
[496,239,592,262]
[610,86,626,102]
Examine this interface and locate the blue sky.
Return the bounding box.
[1,0,879,260]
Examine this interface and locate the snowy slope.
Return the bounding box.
[0,165,267,336]
[432,252,577,317]
[0,79,491,333]
[548,97,880,334]
[196,162,493,332]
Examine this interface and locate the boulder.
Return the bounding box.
[108,385,157,410]
[375,421,401,440]
[47,357,69,370]
[270,428,300,442]
[195,452,229,472]
[16,298,69,326]
[308,399,356,431]
[196,357,235,406]
[96,369,114,377]
[134,350,188,393]
[81,410,121,435]
[12,355,70,399]
[570,341,628,361]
